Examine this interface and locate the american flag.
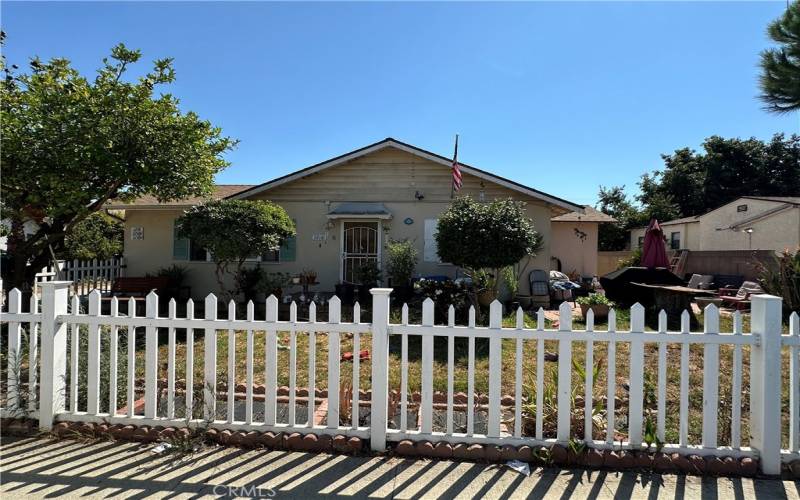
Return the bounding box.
[451,134,462,194]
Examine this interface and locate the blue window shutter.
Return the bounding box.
[280,235,296,262]
[173,225,189,260]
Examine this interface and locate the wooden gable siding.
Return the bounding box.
[246,147,547,207]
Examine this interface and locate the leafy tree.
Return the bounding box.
[759,1,800,114]
[596,134,799,251]
[435,197,543,295]
[1,43,236,290]
[639,134,800,217]
[596,186,641,251]
[176,200,295,299]
[63,212,124,261]
[596,186,678,251]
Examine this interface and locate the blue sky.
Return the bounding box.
[3,1,797,206]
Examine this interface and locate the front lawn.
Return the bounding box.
[119,306,795,447]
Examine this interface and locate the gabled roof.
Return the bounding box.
[551,205,615,223]
[726,202,797,230]
[230,138,583,213]
[106,185,255,209]
[740,196,800,205]
[632,195,800,230]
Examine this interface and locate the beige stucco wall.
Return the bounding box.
[697,202,800,251]
[629,226,645,250]
[550,221,599,278]
[629,199,800,253]
[630,222,700,251]
[122,146,560,298]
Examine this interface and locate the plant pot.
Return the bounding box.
[478,289,499,307]
[580,303,609,319]
[516,295,533,310]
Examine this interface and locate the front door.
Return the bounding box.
[341,221,379,284]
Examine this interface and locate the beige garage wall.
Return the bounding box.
[698,204,800,251]
[550,221,599,278]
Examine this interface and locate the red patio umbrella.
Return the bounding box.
[641,219,670,268]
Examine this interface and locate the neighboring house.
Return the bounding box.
[630,196,800,252]
[551,206,615,278]
[107,138,587,297]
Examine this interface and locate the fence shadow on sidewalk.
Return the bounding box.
[2,438,799,499]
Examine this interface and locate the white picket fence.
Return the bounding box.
[35,257,126,295]
[1,282,799,475]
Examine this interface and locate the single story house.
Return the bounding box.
[109,138,605,298]
[630,196,800,252]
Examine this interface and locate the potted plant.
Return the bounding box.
[157,264,189,300]
[576,293,613,319]
[473,269,499,307]
[385,239,418,301]
[300,268,318,285]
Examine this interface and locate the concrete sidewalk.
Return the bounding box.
[1,437,799,499]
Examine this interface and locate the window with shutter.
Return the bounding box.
[173,225,189,260]
[280,235,296,261]
[423,219,440,262]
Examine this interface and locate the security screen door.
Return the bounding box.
[341,221,379,284]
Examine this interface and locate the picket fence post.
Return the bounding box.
[749,294,783,475]
[370,287,393,451]
[38,281,71,430]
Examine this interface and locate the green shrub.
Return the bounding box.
[385,239,418,287]
[157,265,189,299]
[435,197,543,273]
[176,199,295,298]
[576,293,613,307]
[414,278,470,317]
[758,248,800,316]
[616,247,642,270]
[355,260,382,287]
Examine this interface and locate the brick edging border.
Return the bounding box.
[3,418,799,479]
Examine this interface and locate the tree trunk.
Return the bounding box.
[3,218,61,293]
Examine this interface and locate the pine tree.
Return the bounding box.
[759,1,800,113]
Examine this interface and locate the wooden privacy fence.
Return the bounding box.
[1,282,799,475]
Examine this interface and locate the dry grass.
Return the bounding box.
[124,307,793,447]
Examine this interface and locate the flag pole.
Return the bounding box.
[450,134,459,199]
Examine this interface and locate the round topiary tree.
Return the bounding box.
[435,196,543,300]
[176,199,295,299]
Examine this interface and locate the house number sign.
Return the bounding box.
[312,232,328,242]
